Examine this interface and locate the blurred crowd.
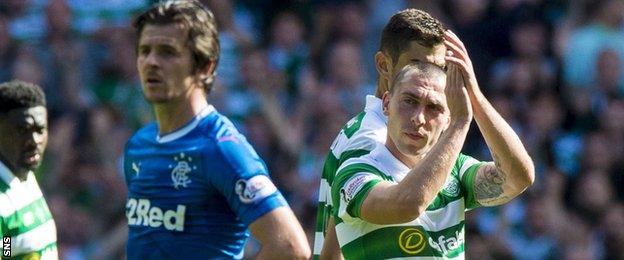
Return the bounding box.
[1,0,623,259]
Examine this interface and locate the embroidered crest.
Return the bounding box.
[169,153,196,189]
[441,176,460,197]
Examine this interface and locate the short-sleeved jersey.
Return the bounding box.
[0,162,58,260]
[124,105,288,259]
[313,95,387,257]
[332,145,484,259]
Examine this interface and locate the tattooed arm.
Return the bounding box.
[474,159,525,206]
[444,30,535,206]
[473,150,532,205]
[468,92,534,206]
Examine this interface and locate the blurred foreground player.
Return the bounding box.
[0,80,57,259]
[123,1,310,259]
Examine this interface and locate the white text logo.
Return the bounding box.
[428,229,464,255]
[126,198,186,231]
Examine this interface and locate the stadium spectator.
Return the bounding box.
[563,0,624,90]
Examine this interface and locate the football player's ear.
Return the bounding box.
[375,51,392,81]
[196,60,217,88]
[382,91,391,116]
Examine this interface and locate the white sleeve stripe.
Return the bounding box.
[313,232,324,254]
[11,220,57,255]
[318,179,330,204]
[0,186,44,218]
[0,193,13,217]
[459,157,479,179]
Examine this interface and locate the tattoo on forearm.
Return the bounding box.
[475,164,507,200]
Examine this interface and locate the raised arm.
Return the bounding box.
[359,65,473,224]
[249,207,311,260]
[360,121,470,224]
[444,30,535,206]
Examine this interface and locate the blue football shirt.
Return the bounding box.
[123,105,288,259]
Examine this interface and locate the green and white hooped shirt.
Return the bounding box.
[314,95,388,258]
[0,162,58,260]
[332,144,483,259]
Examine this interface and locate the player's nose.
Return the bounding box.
[410,106,426,126]
[143,51,160,68]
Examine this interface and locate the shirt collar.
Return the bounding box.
[0,160,33,186]
[157,105,215,143]
[370,144,410,181]
[364,95,387,125]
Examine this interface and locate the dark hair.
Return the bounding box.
[134,0,220,94]
[390,61,446,93]
[0,80,46,113]
[380,9,445,63]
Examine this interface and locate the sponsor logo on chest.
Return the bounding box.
[126,198,186,231]
[428,229,464,255]
[398,228,427,254]
[397,227,465,256]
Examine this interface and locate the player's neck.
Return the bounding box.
[153,91,208,135]
[0,156,28,181]
[374,77,388,98]
[13,171,28,182]
[385,137,422,168]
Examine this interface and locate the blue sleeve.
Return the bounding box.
[210,133,288,225]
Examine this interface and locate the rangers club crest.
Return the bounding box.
[169,153,196,189]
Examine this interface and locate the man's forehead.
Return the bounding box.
[7,106,47,124]
[397,74,446,102]
[400,86,445,103]
[139,24,187,46]
[400,41,446,67]
[400,69,445,88]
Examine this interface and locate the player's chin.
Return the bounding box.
[403,135,427,148]
[398,142,427,157]
[144,93,171,103]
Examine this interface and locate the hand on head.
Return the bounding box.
[444,30,479,95]
[445,63,472,123]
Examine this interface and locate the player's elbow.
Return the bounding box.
[280,240,311,260]
[269,236,310,260]
[395,207,423,223]
[388,194,427,223]
[507,159,535,195]
[518,159,535,188]
[388,191,430,223]
[362,184,428,224]
[295,242,312,260]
